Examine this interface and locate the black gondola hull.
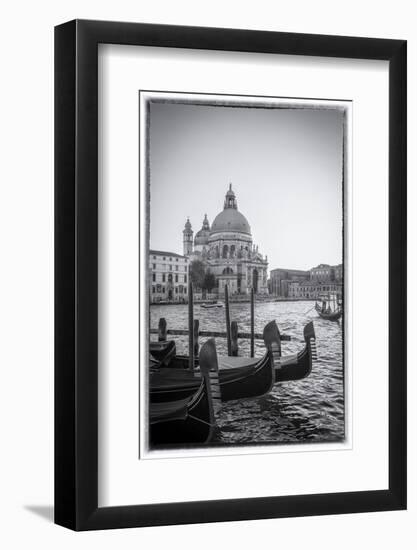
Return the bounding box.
[150,352,278,403]
[150,322,316,403]
[149,340,176,364]
[149,339,218,448]
[275,344,312,382]
[150,384,213,447]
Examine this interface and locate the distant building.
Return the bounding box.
[269,268,310,297]
[333,264,343,281]
[149,250,189,303]
[310,263,343,283]
[288,281,342,299]
[269,263,344,298]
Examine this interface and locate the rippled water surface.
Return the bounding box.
[150,300,345,445]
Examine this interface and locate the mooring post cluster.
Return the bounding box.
[151,282,290,361]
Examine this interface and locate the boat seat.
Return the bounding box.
[278,353,298,367]
[217,355,262,370]
[218,352,299,370]
[150,368,200,389]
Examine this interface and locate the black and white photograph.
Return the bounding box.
[144,91,348,453]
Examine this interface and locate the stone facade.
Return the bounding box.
[269,268,310,297]
[288,281,342,299]
[149,250,189,303]
[310,263,343,283]
[183,185,268,295]
[269,264,343,297]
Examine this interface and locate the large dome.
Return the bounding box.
[210,184,251,236]
[211,209,251,235]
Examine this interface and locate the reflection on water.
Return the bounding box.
[150,300,345,445]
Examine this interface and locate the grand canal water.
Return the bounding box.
[150,300,345,446]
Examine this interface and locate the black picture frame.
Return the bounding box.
[55,19,407,531]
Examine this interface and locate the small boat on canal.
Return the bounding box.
[149,338,220,447]
[200,302,224,309]
[149,321,316,403]
[315,293,342,322]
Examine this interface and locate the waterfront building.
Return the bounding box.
[310,263,343,283]
[183,184,268,295]
[149,249,189,303]
[288,280,342,299]
[333,264,343,281]
[269,268,310,297]
[269,263,343,297]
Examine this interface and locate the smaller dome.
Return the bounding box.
[194,214,210,246]
[195,231,209,246]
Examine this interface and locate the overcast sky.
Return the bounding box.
[148,100,344,271]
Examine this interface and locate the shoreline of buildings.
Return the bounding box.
[268,264,342,300]
[148,255,343,304]
[149,184,342,304]
[149,296,322,306]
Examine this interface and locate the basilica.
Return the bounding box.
[183,184,269,295]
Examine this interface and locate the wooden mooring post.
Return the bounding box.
[150,323,290,342]
[193,319,200,357]
[250,287,255,358]
[188,282,194,370]
[151,280,290,362]
[158,317,167,341]
[231,321,239,356]
[224,284,232,356]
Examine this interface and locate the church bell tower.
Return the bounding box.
[183,218,193,256]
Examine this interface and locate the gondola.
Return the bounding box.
[149,338,220,447]
[150,321,280,403]
[200,302,223,309]
[149,339,176,366]
[149,321,316,403]
[315,306,342,321]
[205,321,316,385]
[315,293,342,321]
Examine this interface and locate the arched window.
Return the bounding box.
[222,267,234,275]
[230,245,235,258]
[222,245,229,258]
